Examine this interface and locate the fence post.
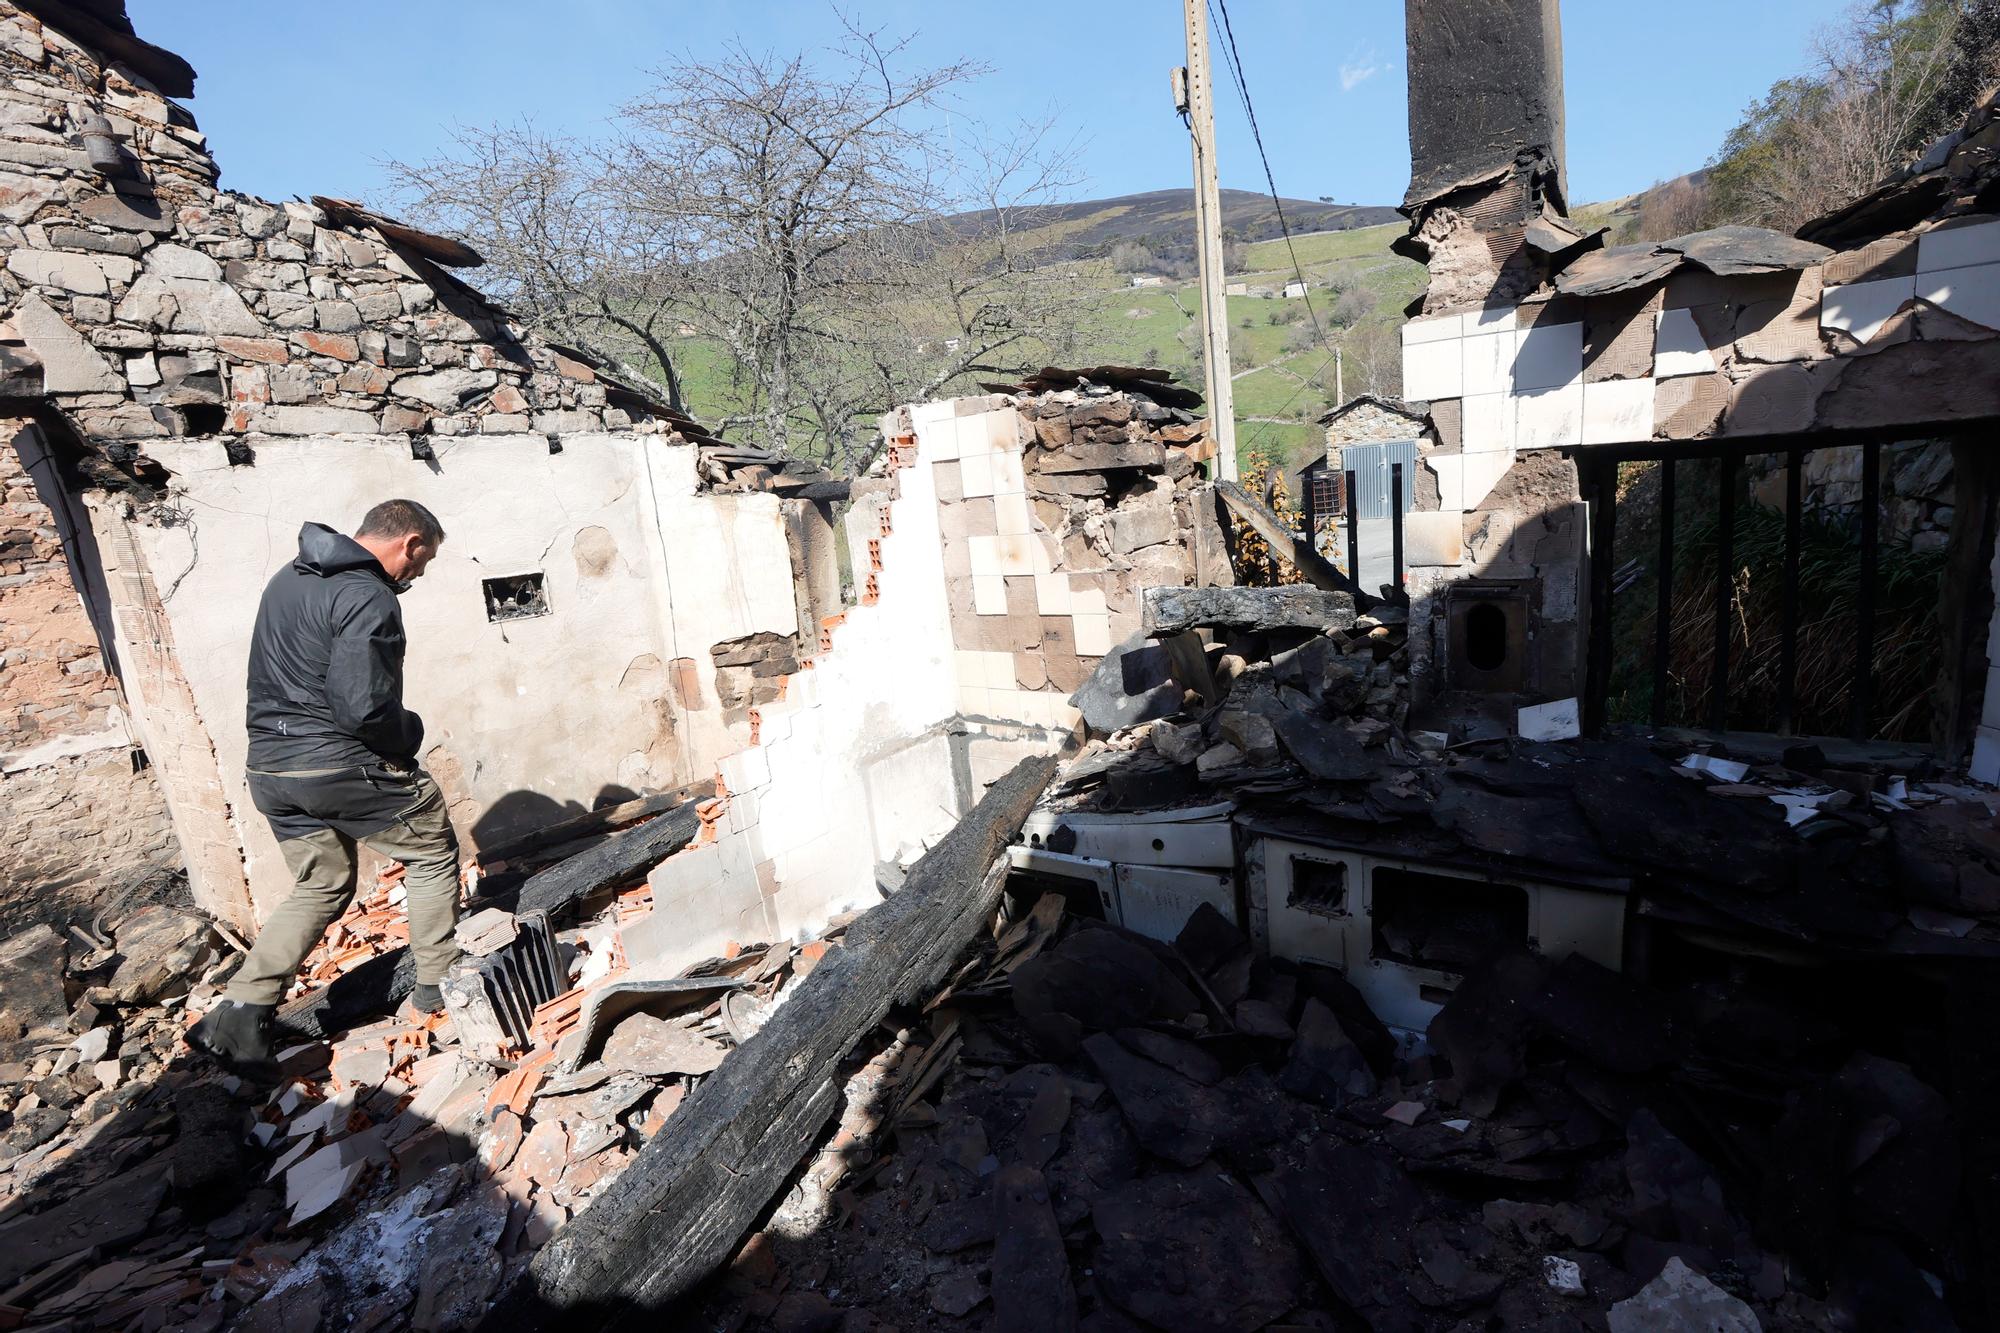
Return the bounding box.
[1389,461,1405,604]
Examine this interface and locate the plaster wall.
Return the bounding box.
[622,401,1072,976]
[110,431,795,918]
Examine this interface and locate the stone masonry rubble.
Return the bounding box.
[0,0,689,483]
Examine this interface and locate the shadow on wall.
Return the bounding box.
[470,787,644,856]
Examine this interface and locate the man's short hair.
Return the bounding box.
[355,499,445,546]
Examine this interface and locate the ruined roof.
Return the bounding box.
[311,197,483,269]
[1316,393,1427,427]
[998,365,1204,411]
[11,0,192,97]
[1552,226,1830,297]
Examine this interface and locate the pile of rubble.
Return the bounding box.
[702,891,1967,1331]
[1007,367,1225,637]
[1060,583,1408,804]
[0,807,842,1330]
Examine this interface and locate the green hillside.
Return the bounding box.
[670,205,1426,484]
[1068,218,1425,482]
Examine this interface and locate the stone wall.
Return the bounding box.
[1745,439,1956,554]
[0,425,179,931]
[0,1,668,463]
[0,749,177,935]
[1322,396,1428,467]
[0,426,117,762]
[924,387,1212,728]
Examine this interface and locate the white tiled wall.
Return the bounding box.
[1398,215,2000,486]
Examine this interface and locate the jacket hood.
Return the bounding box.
[293,522,391,583]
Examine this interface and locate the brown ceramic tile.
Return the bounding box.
[932,460,964,503]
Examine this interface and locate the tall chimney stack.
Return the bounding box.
[1399,0,1571,310]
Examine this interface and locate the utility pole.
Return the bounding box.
[1335,346,1344,405]
[1174,0,1237,481]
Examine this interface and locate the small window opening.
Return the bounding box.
[483,572,550,622]
[1371,868,1528,973]
[1464,602,1509,672]
[1288,855,1349,917]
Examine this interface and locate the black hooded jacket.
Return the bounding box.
[245,523,423,771]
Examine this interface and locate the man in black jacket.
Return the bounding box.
[190,499,461,1071]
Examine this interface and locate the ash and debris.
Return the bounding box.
[691,583,2000,1333]
[0,815,849,1330]
[698,884,1982,1332]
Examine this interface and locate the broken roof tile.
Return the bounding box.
[1553,243,1682,297]
[1664,225,1832,276]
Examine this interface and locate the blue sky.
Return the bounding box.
[128,1,1835,212]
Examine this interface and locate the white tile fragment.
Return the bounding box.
[1462,331,1515,394]
[1820,274,1916,344]
[1511,322,1583,392]
[1402,337,1463,400]
[1654,308,1716,377]
[1514,384,1583,449]
[1916,218,2000,272]
[1402,312,1465,345]
[1517,698,1579,742]
[1460,393,1514,454]
[1581,377,1656,446]
[1917,262,2000,332]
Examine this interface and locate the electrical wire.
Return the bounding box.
[1208,0,1328,349]
[1205,0,1341,458]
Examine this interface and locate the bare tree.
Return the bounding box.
[1707,1,1964,232]
[1630,174,1713,243]
[384,123,689,410]
[386,23,1088,473]
[1339,319,1403,400]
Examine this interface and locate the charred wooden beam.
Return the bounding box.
[483,755,1058,1328]
[1344,469,1361,589]
[1583,458,1617,736]
[1708,455,1737,732]
[1215,479,1371,605]
[1390,462,1407,605]
[512,802,703,919]
[1851,439,1881,740]
[475,783,709,872]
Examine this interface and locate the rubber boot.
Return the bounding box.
[410,982,444,1014]
[187,999,277,1076]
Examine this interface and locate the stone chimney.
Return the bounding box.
[1399,0,1573,311]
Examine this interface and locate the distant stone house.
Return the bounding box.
[1318,394,1429,468]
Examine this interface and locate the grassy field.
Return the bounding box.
[667,215,1425,479]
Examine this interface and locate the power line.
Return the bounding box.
[1250,346,1341,436]
[1207,0,1328,351]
